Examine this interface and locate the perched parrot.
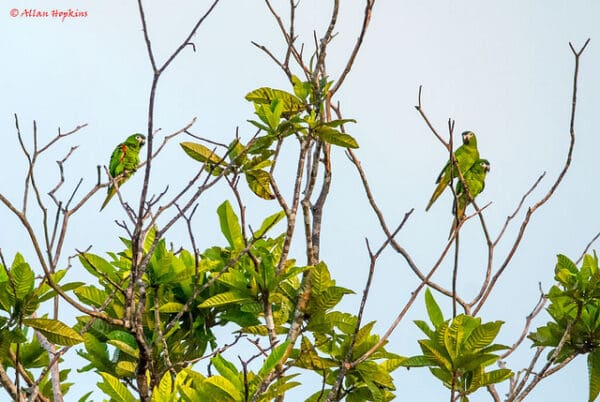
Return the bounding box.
[425,131,479,211]
[100,133,146,210]
[450,158,490,237]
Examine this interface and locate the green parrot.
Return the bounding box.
[450,158,490,237]
[100,133,146,210]
[425,131,479,211]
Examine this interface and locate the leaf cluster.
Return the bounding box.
[530,253,600,401]
[180,77,358,201]
[0,254,84,399]
[401,289,512,401]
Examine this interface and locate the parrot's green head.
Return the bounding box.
[125,133,146,148]
[478,159,490,173]
[461,131,476,146]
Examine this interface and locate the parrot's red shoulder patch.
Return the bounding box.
[118,144,127,163]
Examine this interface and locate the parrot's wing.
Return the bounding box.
[109,143,128,177]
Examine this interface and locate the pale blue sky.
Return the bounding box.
[1,1,600,401]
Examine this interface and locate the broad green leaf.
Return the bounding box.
[39,281,85,303]
[203,376,243,401]
[0,263,7,283]
[240,325,270,336]
[380,357,407,373]
[158,302,185,313]
[325,118,357,128]
[98,372,137,402]
[480,368,513,387]
[419,339,451,370]
[310,262,332,293]
[589,349,600,402]
[317,126,359,148]
[198,291,253,308]
[464,321,504,351]
[18,337,49,368]
[180,142,222,165]
[115,361,136,377]
[245,169,275,200]
[217,201,245,249]
[23,318,83,346]
[353,321,377,353]
[400,355,433,367]
[329,311,358,334]
[458,353,500,372]
[107,339,139,359]
[430,367,452,385]
[414,320,435,339]
[78,253,116,280]
[228,139,248,166]
[253,211,285,239]
[258,341,291,378]
[81,333,112,372]
[425,288,444,328]
[245,87,305,116]
[12,260,34,300]
[356,361,395,390]
[152,372,173,402]
[291,75,310,100]
[444,321,459,360]
[212,354,242,390]
[262,100,284,130]
[310,286,354,313]
[257,378,301,401]
[74,286,109,308]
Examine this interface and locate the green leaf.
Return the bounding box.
[212,354,242,390]
[107,340,139,359]
[245,87,305,116]
[158,302,185,313]
[12,259,34,301]
[115,361,136,377]
[464,321,504,351]
[217,201,245,249]
[589,349,600,402]
[317,126,359,148]
[74,286,109,308]
[325,118,357,128]
[80,333,112,372]
[258,341,290,378]
[78,253,117,280]
[180,142,222,165]
[400,355,433,367]
[414,320,435,339]
[152,372,173,402]
[23,318,83,346]
[253,211,285,239]
[425,288,444,328]
[380,357,407,373]
[98,372,137,402]
[202,376,242,401]
[198,291,254,308]
[245,169,275,200]
[291,75,310,100]
[419,339,451,371]
[480,368,513,387]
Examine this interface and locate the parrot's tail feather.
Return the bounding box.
[449,218,458,240]
[426,184,443,211]
[100,187,116,211]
